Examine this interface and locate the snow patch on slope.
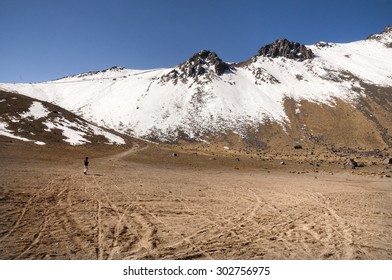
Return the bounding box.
[0,121,45,145]
[43,116,125,145]
[20,101,49,119]
[0,97,125,145]
[44,119,90,145]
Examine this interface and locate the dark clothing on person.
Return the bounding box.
[84,157,89,175]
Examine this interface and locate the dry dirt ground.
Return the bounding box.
[0,140,391,260]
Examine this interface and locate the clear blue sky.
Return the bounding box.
[1,0,391,82]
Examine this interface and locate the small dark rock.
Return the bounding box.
[346,158,358,169]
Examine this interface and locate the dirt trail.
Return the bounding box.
[0,143,391,260]
[105,142,149,161]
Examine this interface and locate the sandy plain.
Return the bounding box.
[0,140,391,260]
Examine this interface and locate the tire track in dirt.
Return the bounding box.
[247,188,320,259]
[158,188,271,257]
[285,199,329,258]
[0,179,55,243]
[164,186,285,258]
[128,212,157,255]
[92,176,121,213]
[266,189,355,259]
[33,173,99,259]
[107,177,213,259]
[237,188,315,259]
[105,179,160,255]
[83,171,128,258]
[313,192,354,259]
[109,180,182,258]
[96,200,103,260]
[62,180,92,238]
[14,208,50,259]
[34,174,95,259]
[163,194,231,249]
[82,146,162,259]
[107,204,132,260]
[82,175,116,260]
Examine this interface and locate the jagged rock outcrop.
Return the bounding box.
[59,66,126,80]
[187,50,230,76]
[161,50,231,84]
[367,26,392,48]
[257,38,314,61]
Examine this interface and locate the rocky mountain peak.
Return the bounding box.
[367,26,392,47]
[368,26,392,38]
[183,49,231,76]
[161,50,231,84]
[58,66,126,80]
[383,25,392,33]
[257,38,314,61]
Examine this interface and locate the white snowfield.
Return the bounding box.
[1,29,391,141]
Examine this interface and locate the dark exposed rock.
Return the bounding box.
[257,38,314,61]
[252,67,280,84]
[214,59,230,75]
[161,50,231,84]
[187,50,230,76]
[315,41,334,48]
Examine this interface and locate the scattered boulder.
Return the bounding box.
[346,158,358,169]
[294,144,302,150]
[171,153,178,157]
[383,158,392,165]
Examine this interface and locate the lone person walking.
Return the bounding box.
[84,157,89,175]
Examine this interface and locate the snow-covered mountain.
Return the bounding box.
[0,90,125,146]
[1,26,391,150]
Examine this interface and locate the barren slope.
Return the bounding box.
[0,141,391,260]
